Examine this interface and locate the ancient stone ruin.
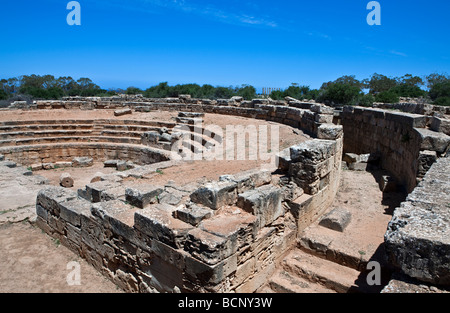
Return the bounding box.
[0,94,449,293]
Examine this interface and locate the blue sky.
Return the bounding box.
[1,0,449,91]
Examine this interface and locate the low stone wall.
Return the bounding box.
[0,143,170,166]
[35,169,296,293]
[340,106,450,192]
[34,97,332,138]
[384,156,450,285]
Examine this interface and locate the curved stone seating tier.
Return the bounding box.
[0,142,170,166]
[0,118,226,165]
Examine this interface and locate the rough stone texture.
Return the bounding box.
[316,124,343,140]
[72,156,93,168]
[414,127,450,154]
[114,108,132,116]
[318,207,351,232]
[430,116,450,136]
[190,181,237,209]
[59,173,74,188]
[173,203,213,226]
[340,106,442,193]
[125,185,163,208]
[417,150,437,178]
[385,156,450,285]
[237,184,283,228]
[382,272,450,293]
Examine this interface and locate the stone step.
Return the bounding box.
[281,249,362,293]
[268,269,336,293]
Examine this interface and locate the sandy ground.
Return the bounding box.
[0,222,121,293]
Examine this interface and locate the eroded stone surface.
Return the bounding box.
[385,157,450,285]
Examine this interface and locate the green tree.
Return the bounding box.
[364,73,398,95]
[125,86,143,95]
[317,83,362,105]
[235,85,256,100]
[143,82,170,98]
[374,90,400,103]
[0,89,8,100]
[425,73,450,90]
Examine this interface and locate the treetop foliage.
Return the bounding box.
[1,72,449,106]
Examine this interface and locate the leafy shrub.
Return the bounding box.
[374,90,399,103]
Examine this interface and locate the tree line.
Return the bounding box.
[1,73,449,106]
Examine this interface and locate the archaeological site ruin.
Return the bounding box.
[1,95,449,293]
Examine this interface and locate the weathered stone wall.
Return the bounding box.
[384,156,450,285]
[340,106,450,192]
[35,168,297,293]
[277,133,343,232]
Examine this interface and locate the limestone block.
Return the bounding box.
[319,207,351,232]
[59,173,74,188]
[72,156,93,167]
[198,207,257,253]
[58,198,92,227]
[178,111,205,118]
[310,104,334,114]
[190,181,238,209]
[104,159,119,168]
[91,200,137,242]
[185,228,235,265]
[114,108,132,116]
[184,253,237,286]
[85,180,122,203]
[237,185,284,228]
[316,124,343,140]
[125,185,164,208]
[36,187,78,216]
[175,117,203,125]
[348,162,367,171]
[430,116,450,136]
[276,148,291,171]
[385,111,427,128]
[116,160,128,171]
[417,150,437,178]
[290,139,336,165]
[414,128,450,154]
[134,203,193,249]
[55,161,72,168]
[314,113,333,124]
[30,163,43,171]
[173,203,213,226]
[220,169,272,193]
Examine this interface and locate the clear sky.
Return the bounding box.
[1,0,449,91]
